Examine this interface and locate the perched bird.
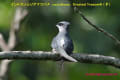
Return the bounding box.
[51,21,77,62]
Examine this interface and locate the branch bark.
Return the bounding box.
[0,51,120,68]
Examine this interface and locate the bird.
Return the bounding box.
[51,21,77,62]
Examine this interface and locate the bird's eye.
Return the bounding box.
[58,23,64,26]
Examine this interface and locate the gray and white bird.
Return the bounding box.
[51,21,77,62]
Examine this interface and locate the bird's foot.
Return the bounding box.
[52,49,59,54]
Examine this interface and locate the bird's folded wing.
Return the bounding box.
[57,46,78,62]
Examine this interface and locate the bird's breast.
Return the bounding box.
[60,38,65,47]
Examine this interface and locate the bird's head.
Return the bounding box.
[56,21,70,32]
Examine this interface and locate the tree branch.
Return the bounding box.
[74,7,120,45]
[0,7,28,80]
[0,51,120,68]
[0,34,9,51]
[8,7,28,50]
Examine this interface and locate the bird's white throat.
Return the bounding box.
[59,27,65,32]
[56,25,66,32]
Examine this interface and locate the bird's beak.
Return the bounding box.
[56,24,59,28]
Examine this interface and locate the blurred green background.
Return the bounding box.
[0,0,120,80]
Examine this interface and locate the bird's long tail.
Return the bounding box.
[57,60,67,80]
[58,59,64,72]
[57,46,78,62]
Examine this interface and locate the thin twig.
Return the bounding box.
[74,7,120,45]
